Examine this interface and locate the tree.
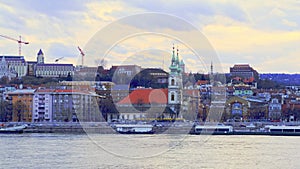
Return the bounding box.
[0,100,9,122]
[0,76,9,85]
[13,100,26,122]
[257,79,283,89]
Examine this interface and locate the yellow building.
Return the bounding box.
[7,89,35,122]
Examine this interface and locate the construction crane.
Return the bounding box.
[0,34,29,56]
[55,57,64,63]
[77,46,85,67]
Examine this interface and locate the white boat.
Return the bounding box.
[115,124,154,134]
[0,124,27,133]
[194,125,233,134]
[265,125,300,135]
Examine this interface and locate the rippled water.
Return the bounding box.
[1,133,300,169]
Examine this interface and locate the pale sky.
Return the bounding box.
[0,1,299,73]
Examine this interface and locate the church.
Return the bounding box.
[115,45,201,122]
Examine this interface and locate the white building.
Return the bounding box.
[32,89,54,122]
[0,56,17,80]
[0,56,27,77]
[268,98,282,120]
[34,49,74,77]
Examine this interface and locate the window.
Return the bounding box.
[171,93,175,101]
[171,79,175,86]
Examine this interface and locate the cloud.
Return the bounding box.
[3,0,86,18]
[1,1,300,73]
[282,19,298,27]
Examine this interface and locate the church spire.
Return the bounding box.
[176,46,179,64]
[172,43,175,63]
[211,61,213,75]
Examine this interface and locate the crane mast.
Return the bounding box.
[0,34,29,56]
[77,46,85,67]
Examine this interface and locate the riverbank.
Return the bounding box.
[3,122,300,136]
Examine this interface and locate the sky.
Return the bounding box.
[0,0,300,73]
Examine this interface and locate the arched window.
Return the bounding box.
[171,93,175,101]
[171,79,175,86]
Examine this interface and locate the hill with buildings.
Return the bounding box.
[260,74,300,86]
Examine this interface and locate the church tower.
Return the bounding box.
[168,45,183,118]
[37,49,44,64]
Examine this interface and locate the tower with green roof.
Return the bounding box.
[168,45,183,118]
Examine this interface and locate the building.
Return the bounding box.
[27,61,37,76]
[130,68,169,89]
[111,84,130,103]
[7,89,35,122]
[168,46,183,118]
[52,89,100,122]
[116,88,168,121]
[282,97,300,122]
[75,66,98,76]
[268,98,282,121]
[35,63,74,78]
[0,56,27,77]
[32,88,101,122]
[224,96,268,121]
[110,65,142,84]
[233,85,253,96]
[32,89,54,122]
[0,56,17,80]
[230,64,259,81]
[33,49,74,78]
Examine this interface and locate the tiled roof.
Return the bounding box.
[118,88,168,104]
[0,56,26,63]
[196,80,209,85]
[36,63,73,67]
[243,77,255,83]
[38,49,43,55]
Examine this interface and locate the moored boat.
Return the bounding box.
[0,124,27,134]
[115,124,154,134]
[193,125,233,135]
[265,125,300,136]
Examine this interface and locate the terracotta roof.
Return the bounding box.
[118,88,168,104]
[243,77,255,83]
[196,80,209,85]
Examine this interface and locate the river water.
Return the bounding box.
[1,133,300,169]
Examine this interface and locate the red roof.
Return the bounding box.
[196,80,209,85]
[118,88,168,104]
[243,77,255,83]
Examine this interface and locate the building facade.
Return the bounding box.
[0,57,17,80]
[52,90,100,122]
[0,56,27,77]
[7,89,35,122]
[34,49,74,78]
[230,64,259,81]
[32,89,54,122]
[268,98,282,121]
[110,65,142,84]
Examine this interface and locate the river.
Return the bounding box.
[1,133,300,169]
